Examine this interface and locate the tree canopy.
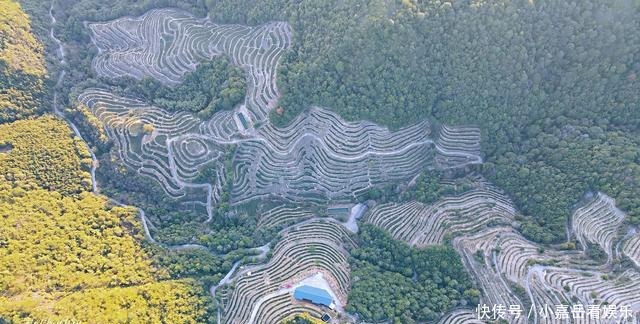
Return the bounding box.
[346,225,478,323]
[0,0,46,123]
[0,118,215,323]
[206,0,640,244]
[130,58,247,119]
[0,117,92,194]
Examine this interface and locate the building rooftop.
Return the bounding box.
[327,204,353,217]
[293,285,333,307]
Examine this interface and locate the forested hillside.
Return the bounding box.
[347,225,478,323]
[205,0,640,243]
[0,118,215,323]
[0,1,215,322]
[6,0,639,322]
[37,0,207,112]
[0,117,92,194]
[127,58,246,120]
[0,0,46,122]
[23,0,640,248]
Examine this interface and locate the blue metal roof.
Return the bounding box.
[293,285,333,307]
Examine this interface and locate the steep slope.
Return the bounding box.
[207,0,640,244]
[0,117,214,323]
[0,3,214,319]
[0,0,46,122]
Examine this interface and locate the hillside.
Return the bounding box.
[207,0,640,243]
[0,116,92,194]
[0,0,46,122]
[3,0,640,322]
[0,117,214,323]
[0,1,214,322]
[0,0,45,76]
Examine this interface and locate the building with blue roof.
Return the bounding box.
[293,285,333,307]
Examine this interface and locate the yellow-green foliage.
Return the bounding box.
[281,313,325,324]
[0,118,212,323]
[0,2,212,321]
[53,280,210,324]
[0,117,93,194]
[0,190,157,296]
[0,0,46,77]
[0,88,42,122]
[77,104,109,145]
[0,0,46,123]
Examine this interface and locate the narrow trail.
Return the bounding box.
[491,250,518,305]
[565,215,572,244]
[48,3,65,64]
[211,260,241,324]
[523,261,613,324]
[45,2,260,320]
[209,243,273,324]
[49,0,97,194]
[615,227,637,258]
[166,136,214,222]
[45,5,421,322]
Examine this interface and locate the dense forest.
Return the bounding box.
[0,117,92,194]
[281,313,325,324]
[130,59,246,119]
[0,0,46,123]
[397,170,474,205]
[0,2,216,322]
[347,225,479,323]
[203,0,640,244]
[0,118,214,323]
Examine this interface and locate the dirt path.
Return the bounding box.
[49,0,97,194]
[45,3,255,319]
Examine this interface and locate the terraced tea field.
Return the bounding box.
[373,191,640,323]
[219,220,353,323]
[79,8,483,221]
[68,7,640,324]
